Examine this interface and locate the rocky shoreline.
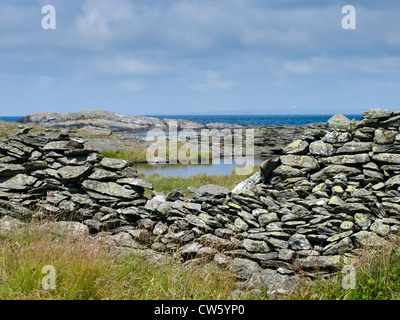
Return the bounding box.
[17,110,245,134]
[14,110,329,159]
[1,108,399,296]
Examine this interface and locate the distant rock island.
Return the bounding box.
[17,110,244,134]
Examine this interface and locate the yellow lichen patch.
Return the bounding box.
[77,118,99,122]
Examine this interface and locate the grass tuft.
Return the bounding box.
[282,238,400,300]
[0,222,238,300]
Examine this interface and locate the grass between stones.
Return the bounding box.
[284,238,400,300]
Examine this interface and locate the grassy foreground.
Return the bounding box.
[285,238,400,300]
[0,222,238,300]
[2,143,400,300]
[2,221,400,300]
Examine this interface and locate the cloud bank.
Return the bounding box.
[0,0,399,115]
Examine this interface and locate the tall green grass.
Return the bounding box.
[0,222,238,300]
[142,167,259,197]
[283,238,400,300]
[101,145,213,165]
[102,149,149,163]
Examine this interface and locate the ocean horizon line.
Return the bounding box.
[0,114,363,127]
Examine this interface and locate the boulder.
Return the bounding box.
[327,114,356,132]
[309,140,335,156]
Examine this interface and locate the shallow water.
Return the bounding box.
[135,158,264,178]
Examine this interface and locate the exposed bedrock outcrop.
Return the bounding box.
[17,110,244,133]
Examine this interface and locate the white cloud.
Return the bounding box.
[192,70,235,90]
[278,56,400,76]
[96,56,169,75]
[75,0,134,40]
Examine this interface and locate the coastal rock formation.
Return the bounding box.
[17,110,243,133]
[16,110,331,160]
[2,108,400,295]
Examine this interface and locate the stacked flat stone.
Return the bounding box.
[0,133,153,233]
[3,108,400,294]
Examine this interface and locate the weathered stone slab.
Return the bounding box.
[373,153,400,164]
[351,231,390,247]
[0,174,38,191]
[283,140,309,155]
[187,184,229,202]
[57,165,92,182]
[0,164,26,177]
[336,142,373,154]
[309,140,335,156]
[100,157,131,170]
[82,180,139,199]
[310,165,361,181]
[318,153,370,166]
[280,155,319,170]
[117,177,154,190]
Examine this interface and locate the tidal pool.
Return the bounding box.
[135,158,264,178]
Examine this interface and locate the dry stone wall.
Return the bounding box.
[2,108,400,293]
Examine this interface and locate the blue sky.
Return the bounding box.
[1,0,400,116]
